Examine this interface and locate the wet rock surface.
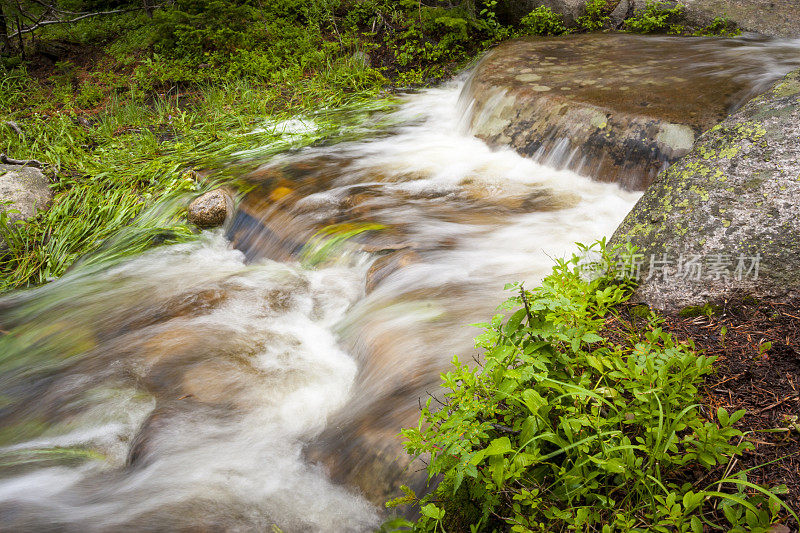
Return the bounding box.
[187,188,231,228]
[464,34,800,189]
[611,67,800,310]
[227,156,562,265]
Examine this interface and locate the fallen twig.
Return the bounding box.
[709,371,747,388]
[755,395,799,415]
[0,153,43,169]
[2,121,22,136]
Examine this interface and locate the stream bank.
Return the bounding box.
[1,27,800,531]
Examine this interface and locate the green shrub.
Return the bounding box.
[75,81,105,108]
[624,1,686,34]
[693,16,741,36]
[519,6,569,36]
[576,0,611,31]
[152,0,263,61]
[388,241,795,532]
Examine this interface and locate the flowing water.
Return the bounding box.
[0,36,799,532]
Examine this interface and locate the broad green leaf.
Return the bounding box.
[485,437,512,456]
[420,503,445,520]
[522,389,546,414]
[717,407,729,426]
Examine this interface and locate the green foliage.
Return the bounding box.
[389,241,795,531]
[376,0,511,82]
[519,6,569,36]
[152,0,263,60]
[693,16,741,37]
[576,0,611,32]
[39,10,150,48]
[624,1,686,34]
[0,67,34,108]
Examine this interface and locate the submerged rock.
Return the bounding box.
[365,249,420,293]
[611,68,800,309]
[0,164,53,223]
[463,34,800,190]
[187,188,231,228]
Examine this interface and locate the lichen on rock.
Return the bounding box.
[611,68,800,310]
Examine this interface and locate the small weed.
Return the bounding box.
[694,16,741,37]
[679,302,722,318]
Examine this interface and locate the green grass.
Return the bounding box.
[0,65,396,291]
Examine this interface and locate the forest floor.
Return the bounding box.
[619,298,800,526]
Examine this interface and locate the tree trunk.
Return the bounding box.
[15,14,24,59]
[0,5,13,54]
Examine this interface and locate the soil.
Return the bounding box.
[620,297,800,528]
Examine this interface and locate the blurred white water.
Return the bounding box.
[1,61,654,532]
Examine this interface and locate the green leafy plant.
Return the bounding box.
[624,1,686,34]
[693,16,741,37]
[576,0,611,32]
[388,241,796,531]
[519,6,569,36]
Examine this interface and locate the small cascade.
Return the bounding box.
[459,34,800,190]
[0,34,798,531]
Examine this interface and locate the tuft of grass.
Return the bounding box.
[693,16,741,37]
[0,67,394,291]
[679,302,723,318]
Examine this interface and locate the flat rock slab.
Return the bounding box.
[464,34,800,189]
[0,164,53,223]
[611,67,800,310]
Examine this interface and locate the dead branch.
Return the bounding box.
[8,7,142,39]
[0,153,43,168]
